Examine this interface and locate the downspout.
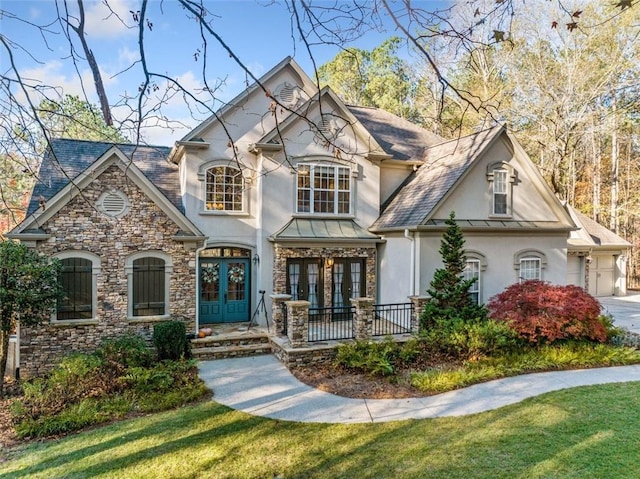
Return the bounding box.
[405,228,415,296]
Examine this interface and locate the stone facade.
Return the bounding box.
[21,164,202,378]
[272,245,377,305]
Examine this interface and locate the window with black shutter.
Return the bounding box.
[58,258,93,320]
[132,257,165,316]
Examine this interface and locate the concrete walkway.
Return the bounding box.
[198,355,640,424]
[599,294,640,334]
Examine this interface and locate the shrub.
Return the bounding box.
[335,338,419,376]
[420,317,520,359]
[153,321,190,360]
[97,333,153,369]
[487,280,607,344]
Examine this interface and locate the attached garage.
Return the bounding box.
[566,206,631,297]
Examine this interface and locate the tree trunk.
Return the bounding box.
[610,120,618,233]
[591,126,601,222]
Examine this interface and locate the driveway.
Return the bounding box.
[599,293,640,334]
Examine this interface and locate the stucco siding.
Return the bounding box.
[416,233,568,304]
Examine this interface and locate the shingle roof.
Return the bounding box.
[371,126,504,231]
[348,106,445,161]
[28,139,176,216]
[567,206,631,248]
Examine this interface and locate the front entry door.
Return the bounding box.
[199,258,249,323]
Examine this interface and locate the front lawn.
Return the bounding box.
[3,381,640,478]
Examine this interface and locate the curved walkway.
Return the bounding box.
[198,355,640,424]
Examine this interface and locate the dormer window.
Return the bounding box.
[205,166,243,212]
[487,162,516,217]
[297,164,351,215]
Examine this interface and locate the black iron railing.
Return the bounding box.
[372,303,413,336]
[308,306,355,342]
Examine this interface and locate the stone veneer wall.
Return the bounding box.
[21,164,202,378]
[273,245,376,306]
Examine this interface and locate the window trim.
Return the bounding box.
[514,249,547,282]
[197,161,247,215]
[125,251,173,321]
[464,250,487,305]
[486,162,517,218]
[52,251,101,324]
[295,163,352,216]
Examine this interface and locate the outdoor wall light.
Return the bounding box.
[252,253,260,265]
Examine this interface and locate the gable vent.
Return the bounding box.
[97,190,129,218]
[279,84,295,104]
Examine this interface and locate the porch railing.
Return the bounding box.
[372,303,414,336]
[308,306,356,342]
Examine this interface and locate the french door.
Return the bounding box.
[199,257,249,323]
[286,258,323,308]
[331,259,365,307]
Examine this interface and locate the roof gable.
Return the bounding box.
[256,87,387,158]
[372,126,504,230]
[178,57,319,143]
[12,142,202,237]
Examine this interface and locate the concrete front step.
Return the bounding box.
[192,342,272,360]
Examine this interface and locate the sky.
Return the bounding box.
[1,0,445,146]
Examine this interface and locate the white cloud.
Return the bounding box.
[82,0,138,40]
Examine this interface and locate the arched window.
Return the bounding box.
[54,251,101,322]
[126,252,172,319]
[464,251,487,305]
[205,166,243,211]
[514,249,547,282]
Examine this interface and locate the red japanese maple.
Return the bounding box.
[488,280,606,344]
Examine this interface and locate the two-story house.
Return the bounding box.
[8,57,630,377]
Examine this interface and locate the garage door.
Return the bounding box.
[589,255,615,297]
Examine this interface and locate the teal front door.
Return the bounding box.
[199,258,249,323]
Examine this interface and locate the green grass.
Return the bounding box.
[411,343,640,394]
[2,382,640,478]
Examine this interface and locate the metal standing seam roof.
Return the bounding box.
[371,126,504,231]
[270,218,381,242]
[27,139,176,216]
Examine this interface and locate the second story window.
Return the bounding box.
[206,166,243,211]
[493,168,508,215]
[297,164,351,215]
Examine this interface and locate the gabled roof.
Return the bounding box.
[178,56,319,143]
[256,87,387,157]
[567,205,631,250]
[25,139,178,216]
[11,141,203,239]
[372,126,504,231]
[348,106,445,161]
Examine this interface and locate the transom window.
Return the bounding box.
[205,166,243,211]
[297,164,351,214]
